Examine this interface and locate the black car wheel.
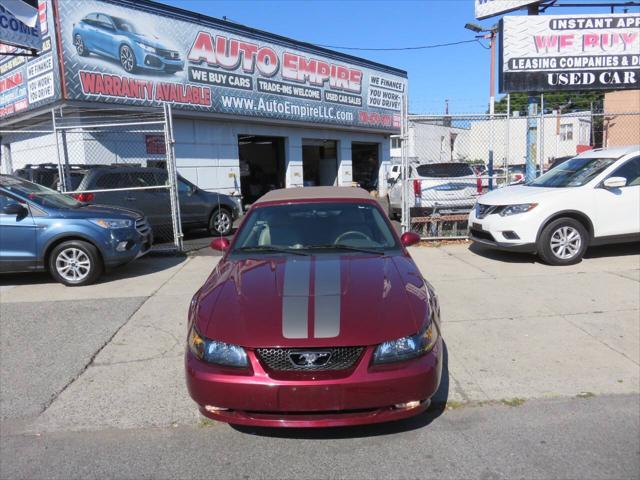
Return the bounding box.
[209,208,233,236]
[48,240,103,286]
[74,34,88,56]
[537,218,588,266]
[119,45,137,73]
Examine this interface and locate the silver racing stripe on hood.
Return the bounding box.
[282,258,310,339]
[314,258,341,338]
[282,257,342,339]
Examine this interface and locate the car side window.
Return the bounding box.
[96,14,114,30]
[129,171,157,188]
[610,157,640,187]
[95,173,127,189]
[178,179,192,194]
[0,192,23,213]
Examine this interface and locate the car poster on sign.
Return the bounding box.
[0,0,59,119]
[500,13,640,92]
[56,0,406,132]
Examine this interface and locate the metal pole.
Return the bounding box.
[163,103,184,251]
[401,92,409,233]
[539,94,545,176]
[525,4,539,183]
[505,93,511,182]
[51,108,67,192]
[488,29,496,190]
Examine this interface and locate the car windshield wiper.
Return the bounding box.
[306,244,385,255]
[234,246,310,256]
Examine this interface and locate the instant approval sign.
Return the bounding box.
[499,13,640,92]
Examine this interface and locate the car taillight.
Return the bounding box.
[73,193,94,202]
[513,173,524,182]
[413,179,421,196]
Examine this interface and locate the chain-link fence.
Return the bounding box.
[393,108,640,240]
[1,105,183,251]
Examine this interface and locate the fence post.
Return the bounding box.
[163,103,184,252]
[400,92,409,234]
[51,108,68,192]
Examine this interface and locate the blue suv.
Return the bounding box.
[72,13,184,74]
[0,175,153,286]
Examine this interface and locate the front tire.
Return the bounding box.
[208,208,233,236]
[48,240,103,286]
[537,218,588,266]
[119,45,137,73]
[74,34,88,56]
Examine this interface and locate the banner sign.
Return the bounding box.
[56,0,406,131]
[500,13,640,93]
[0,1,42,50]
[475,0,540,20]
[0,0,58,119]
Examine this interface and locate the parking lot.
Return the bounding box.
[1,242,638,479]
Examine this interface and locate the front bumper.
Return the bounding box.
[185,339,443,428]
[141,53,184,72]
[102,225,153,268]
[468,207,538,252]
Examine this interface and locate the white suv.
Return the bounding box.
[469,146,640,265]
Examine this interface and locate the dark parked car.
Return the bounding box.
[72,13,184,74]
[69,166,240,236]
[0,175,152,286]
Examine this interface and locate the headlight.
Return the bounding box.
[373,321,438,364]
[136,42,155,53]
[499,203,538,216]
[89,218,133,229]
[189,327,248,367]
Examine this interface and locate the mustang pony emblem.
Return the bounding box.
[289,351,332,367]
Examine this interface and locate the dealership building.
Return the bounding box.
[0,0,407,202]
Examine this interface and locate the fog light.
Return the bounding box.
[395,400,421,410]
[204,405,228,413]
[116,241,129,252]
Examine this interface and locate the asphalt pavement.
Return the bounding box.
[1,394,637,479]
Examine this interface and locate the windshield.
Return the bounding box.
[529,157,617,188]
[416,163,474,178]
[0,175,82,209]
[113,17,140,34]
[232,202,398,254]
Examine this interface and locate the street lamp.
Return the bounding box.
[464,22,498,114]
[465,22,498,189]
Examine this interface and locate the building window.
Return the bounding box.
[560,124,573,141]
[391,137,402,149]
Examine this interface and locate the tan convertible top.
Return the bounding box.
[254,186,373,204]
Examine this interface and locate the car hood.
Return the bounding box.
[58,203,143,220]
[477,184,568,205]
[194,254,430,348]
[129,32,171,50]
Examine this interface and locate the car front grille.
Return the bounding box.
[256,347,364,371]
[156,48,180,60]
[135,217,151,236]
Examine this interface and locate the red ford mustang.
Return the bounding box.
[185,187,443,427]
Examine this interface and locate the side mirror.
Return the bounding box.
[603,176,627,189]
[2,203,27,216]
[210,237,230,251]
[400,231,421,247]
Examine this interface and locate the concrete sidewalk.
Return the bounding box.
[1,242,638,435]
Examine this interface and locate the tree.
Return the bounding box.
[494,91,605,115]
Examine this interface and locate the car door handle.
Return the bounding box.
[125,196,136,201]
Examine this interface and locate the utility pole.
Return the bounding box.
[525,3,539,183]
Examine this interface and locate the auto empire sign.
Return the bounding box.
[475,0,540,20]
[500,14,640,93]
[56,0,406,131]
[0,0,59,119]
